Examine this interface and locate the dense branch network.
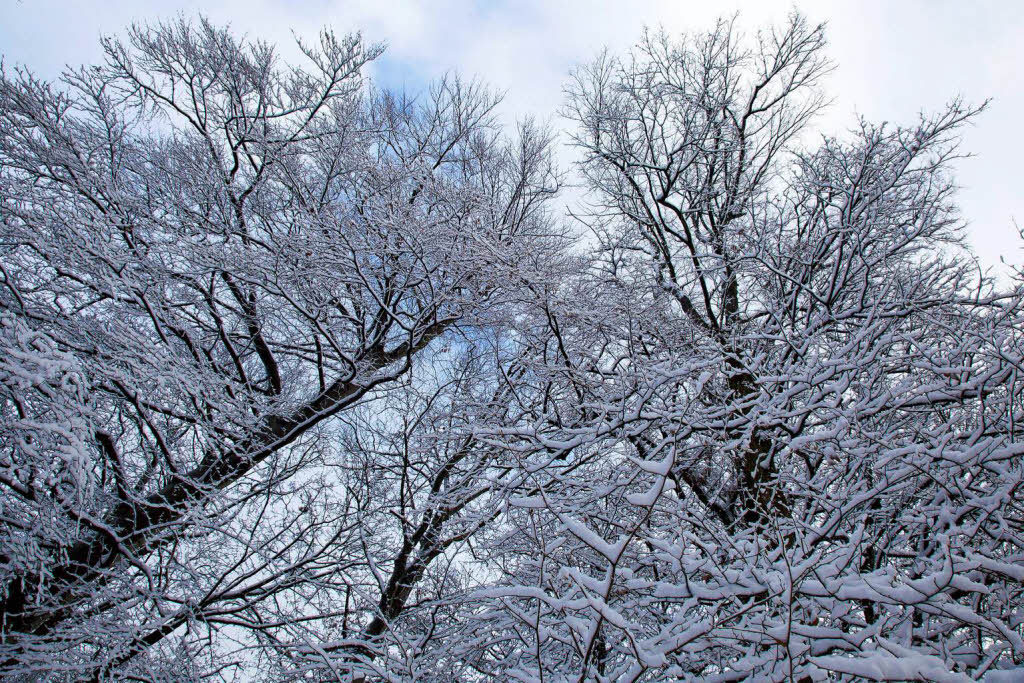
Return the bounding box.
[1,13,1022,683]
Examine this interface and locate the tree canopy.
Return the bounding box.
[1,14,1022,682]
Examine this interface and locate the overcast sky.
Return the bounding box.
[2,0,1021,271]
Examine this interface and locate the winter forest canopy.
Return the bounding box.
[1,12,1023,682]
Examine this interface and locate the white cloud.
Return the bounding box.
[2,0,1020,269]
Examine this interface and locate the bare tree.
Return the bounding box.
[464,14,1024,681]
[3,12,1023,683]
[0,17,560,680]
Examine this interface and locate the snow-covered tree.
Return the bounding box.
[2,12,1022,683]
[461,14,1024,682]
[0,18,561,680]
